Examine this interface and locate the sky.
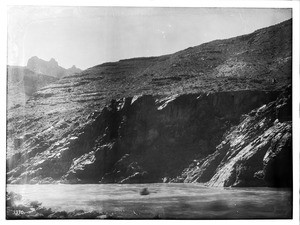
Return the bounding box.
[7,6,292,70]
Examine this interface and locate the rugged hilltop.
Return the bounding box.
[7,19,292,187]
[27,56,82,79]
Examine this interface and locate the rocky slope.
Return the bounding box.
[27,56,82,78]
[6,19,292,187]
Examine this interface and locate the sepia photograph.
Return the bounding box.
[4,0,299,221]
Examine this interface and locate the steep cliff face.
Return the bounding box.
[7,90,279,184]
[174,86,292,187]
[6,19,292,186]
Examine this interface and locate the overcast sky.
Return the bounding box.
[7,7,292,70]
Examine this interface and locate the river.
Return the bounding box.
[7,183,292,219]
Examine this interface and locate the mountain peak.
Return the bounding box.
[30,56,39,60]
[49,58,58,66]
[27,56,80,78]
[67,65,82,75]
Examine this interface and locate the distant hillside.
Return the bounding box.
[7,66,58,109]
[27,56,82,79]
[7,57,82,108]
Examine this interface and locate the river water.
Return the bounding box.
[7,183,292,219]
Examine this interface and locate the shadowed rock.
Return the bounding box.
[175,86,292,187]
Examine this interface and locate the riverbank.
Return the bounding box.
[6,192,109,219]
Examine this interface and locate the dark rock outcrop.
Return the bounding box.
[174,86,292,187]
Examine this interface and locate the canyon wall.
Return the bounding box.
[6,19,292,187]
[7,89,286,186]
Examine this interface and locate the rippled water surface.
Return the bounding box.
[7,183,292,219]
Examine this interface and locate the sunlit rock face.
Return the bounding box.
[6,19,292,187]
